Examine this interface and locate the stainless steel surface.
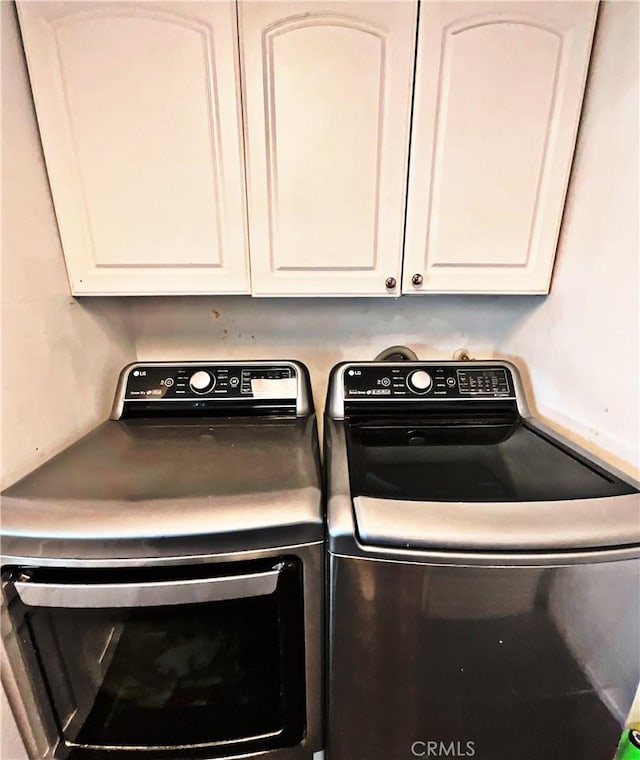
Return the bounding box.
[328,553,640,760]
[325,357,640,760]
[324,415,640,564]
[3,543,324,760]
[14,567,281,608]
[2,358,323,760]
[354,493,640,552]
[2,416,322,561]
[1,617,55,759]
[110,360,312,419]
[2,541,322,569]
[325,360,530,419]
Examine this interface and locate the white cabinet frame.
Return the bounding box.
[403,1,598,295]
[17,1,250,295]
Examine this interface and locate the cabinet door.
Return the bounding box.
[240,1,417,296]
[18,2,249,295]
[403,2,598,294]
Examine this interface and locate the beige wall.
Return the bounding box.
[1,686,27,760]
[499,0,640,477]
[1,4,136,753]
[129,5,639,477]
[3,0,634,482]
[1,3,137,751]
[128,293,513,428]
[507,1,640,725]
[0,2,136,490]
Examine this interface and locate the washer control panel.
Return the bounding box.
[123,363,297,402]
[343,364,515,400]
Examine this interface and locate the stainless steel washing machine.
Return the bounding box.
[325,359,639,760]
[1,361,323,760]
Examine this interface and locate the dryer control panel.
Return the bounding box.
[112,362,310,418]
[342,364,516,400]
[123,364,296,401]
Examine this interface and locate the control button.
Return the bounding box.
[381,377,391,387]
[446,377,456,387]
[229,377,239,387]
[163,377,174,387]
[407,370,433,394]
[189,370,215,394]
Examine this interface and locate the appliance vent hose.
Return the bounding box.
[374,345,419,361]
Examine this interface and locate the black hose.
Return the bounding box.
[373,345,419,361]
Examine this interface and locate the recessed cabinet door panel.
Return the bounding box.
[240,2,417,296]
[403,2,598,294]
[17,2,249,295]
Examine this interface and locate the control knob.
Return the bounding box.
[189,370,215,394]
[407,370,432,394]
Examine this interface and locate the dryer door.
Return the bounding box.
[3,558,306,758]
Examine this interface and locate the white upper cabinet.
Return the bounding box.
[403,1,598,294]
[19,1,597,297]
[239,1,417,296]
[17,1,249,295]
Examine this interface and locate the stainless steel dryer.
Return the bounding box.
[1,361,323,760]
[324,359,640,760]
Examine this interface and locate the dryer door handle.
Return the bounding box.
[14,566,282,608]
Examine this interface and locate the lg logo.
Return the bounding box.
[411,740,476,757]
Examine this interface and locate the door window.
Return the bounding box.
[6,559,305,758]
